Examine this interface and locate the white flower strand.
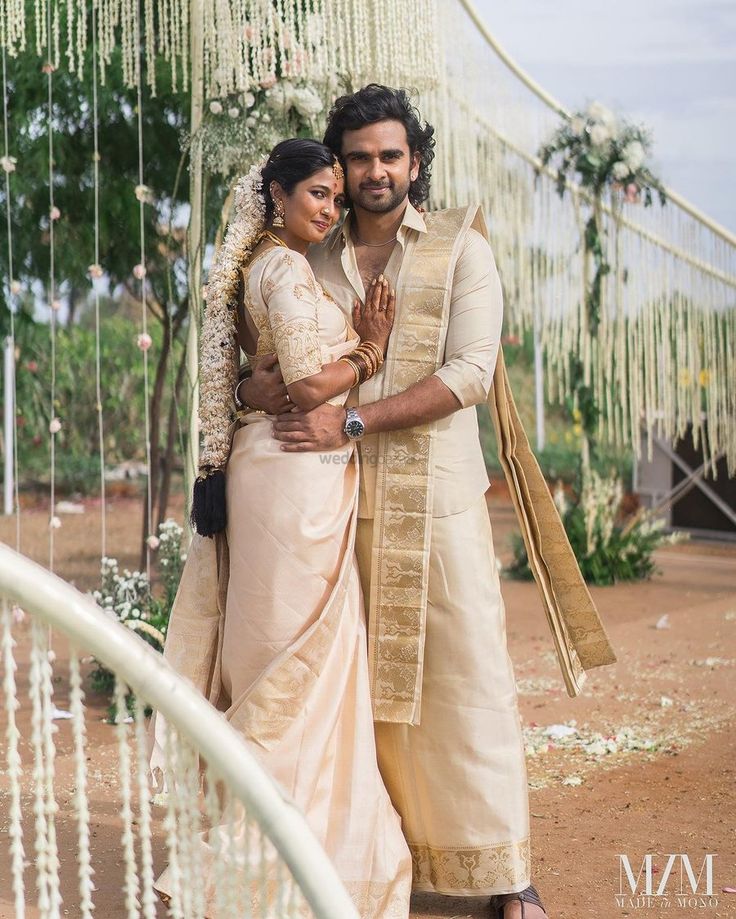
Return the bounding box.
[29,619,51,914]
[199,157,267,473]
[133,694,157,919]
[174,738,196,918]
[44,0,58,576]
[113,678,141,919]
[2,601,26,914]
[161,721,185,918]
[90,0,107,559]
[183,739,207,919]
[131,1,154,577]
[202,768,233,919]
[429,75,736,474]
[40,629,62,916]
[2,43,22,552]
[0,0,26,55]
[69,648,95,918]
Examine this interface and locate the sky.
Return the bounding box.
[473,0,736,234]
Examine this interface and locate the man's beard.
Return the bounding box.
[351,174,412,213]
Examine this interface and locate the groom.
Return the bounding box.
[241,84,548,918]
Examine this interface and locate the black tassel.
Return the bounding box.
[190,469,227,537]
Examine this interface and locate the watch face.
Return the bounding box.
[345,418,365,439]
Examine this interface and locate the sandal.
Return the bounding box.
[490,882,547,918]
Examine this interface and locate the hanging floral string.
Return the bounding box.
[132,0,154,577]
[536,102,665,467]
[44,0,60,573]
[2,44,21,552]
[425,0,736,475]
[89,0,107,559]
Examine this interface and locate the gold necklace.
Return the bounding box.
[259,229,288,248]
[352,228,397,247]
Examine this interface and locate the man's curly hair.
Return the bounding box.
[323,84,436,207]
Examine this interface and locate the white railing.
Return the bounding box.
[0,542,359,919]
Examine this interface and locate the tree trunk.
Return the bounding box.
[139,311,172,570]
[156,339,188,532]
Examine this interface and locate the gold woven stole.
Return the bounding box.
[489,348,617,694]
[368,206,477,724]
[470,203,616,693]
[368,203,616,724]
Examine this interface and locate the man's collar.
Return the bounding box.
[330,202,427,250]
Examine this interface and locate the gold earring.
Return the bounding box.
[272,198,285,228]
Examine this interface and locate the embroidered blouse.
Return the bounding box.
[241,246,358,390]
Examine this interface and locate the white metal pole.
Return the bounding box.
[184,0,204,541]
[0,544,360,919]
[3,335,14,516]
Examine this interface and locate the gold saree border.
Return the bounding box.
[368,207,479,725]
[409,838,531,895]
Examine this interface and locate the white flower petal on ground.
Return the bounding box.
[544,723,578,739]
[562,775,583,786]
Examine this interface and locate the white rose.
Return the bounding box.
[587,101,616,130]
[306,13,324,45]
[246,116,256,127]
[612,161,630,180]
[570,115,585,136]
[622,140,645,171]
[228,106,240,119]
[243,92,256,109]
[265,81,295,113]
[209,100,223,115]
[589,124,611,147]
[292,86,323,119]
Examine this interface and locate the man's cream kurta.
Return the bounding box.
[308,205,532,895]
[309,204,498,522]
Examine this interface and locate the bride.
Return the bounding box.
[149,138,412,918]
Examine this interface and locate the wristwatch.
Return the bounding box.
[344,407,366,440]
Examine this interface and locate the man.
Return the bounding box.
[240,84,606,918]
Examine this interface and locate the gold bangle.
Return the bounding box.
[353,351,374,384]
[357,346,383,375]
[355,345,377,376]
[360,340,384,364]
[339,356,360,387]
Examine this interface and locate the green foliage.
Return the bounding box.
[0,28,227,331]
[537,101,666,204]
[476,334,632,486]
[90,518,185,713]
[8,315,183,492]
[506,472,682,586]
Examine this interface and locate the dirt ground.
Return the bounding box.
[1,489,734,919]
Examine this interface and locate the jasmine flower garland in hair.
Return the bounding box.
[192,156,268,537]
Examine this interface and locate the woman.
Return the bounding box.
[149,139,412,918]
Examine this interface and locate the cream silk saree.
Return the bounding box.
[149,245,412,918]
